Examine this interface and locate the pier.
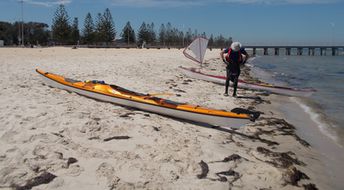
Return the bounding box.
[246,46,344,56]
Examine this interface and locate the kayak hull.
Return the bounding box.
[179,66,315,97]
[37,69,255,129]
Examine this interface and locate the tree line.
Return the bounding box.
[0,4,233,48]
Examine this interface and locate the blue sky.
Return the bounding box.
[1,0,343,45]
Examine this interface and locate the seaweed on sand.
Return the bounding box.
[13,172,57,190]
[283,166,310,186]
[197,160,209,179]
[215,170,241,183]
[250,117,310,147]
[103,136,131,141]
[256,147,306,168]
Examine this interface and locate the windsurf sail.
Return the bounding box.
[183,37,209,66]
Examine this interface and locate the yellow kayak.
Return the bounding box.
[36,69,258,128]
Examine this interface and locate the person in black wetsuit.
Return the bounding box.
[220,42,249,97]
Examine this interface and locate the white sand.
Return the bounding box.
[0,47,327,189]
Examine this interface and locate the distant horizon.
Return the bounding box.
[1,0,344,45]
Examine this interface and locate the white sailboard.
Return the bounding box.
[183,37,209,66]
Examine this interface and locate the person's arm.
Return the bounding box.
[243,53,249,64]
[220,49,228,65]
[241,49,249,64]
[220,50,225,62]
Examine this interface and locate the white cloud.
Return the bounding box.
[18,0,341,8]
[109,0,340,7]
[222,0,340,4]
[22,0,72,7]
[109,0,204,7]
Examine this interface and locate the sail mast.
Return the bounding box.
[199,38,202,67]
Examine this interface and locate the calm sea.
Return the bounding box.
[249,55,344,145]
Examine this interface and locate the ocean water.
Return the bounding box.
[249,55,344,145]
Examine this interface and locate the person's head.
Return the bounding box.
[230,42,242,52]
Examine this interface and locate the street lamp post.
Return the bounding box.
[19,0,24,46]
[182,24,185,47]
[128,28,129,45]
[331,22,335,46]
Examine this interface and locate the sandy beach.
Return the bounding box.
[0,47,331,189]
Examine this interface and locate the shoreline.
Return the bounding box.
[247,55,344,189]
[246,57,344,189]
[255,94,344,190]
[0,47,337,189]
[248,55,344,141]
[291,97,343,146]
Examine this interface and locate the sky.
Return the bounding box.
[0,0,344,45]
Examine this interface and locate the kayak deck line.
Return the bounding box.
[36,69,259,128]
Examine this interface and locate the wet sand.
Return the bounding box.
[259,94,344,189]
